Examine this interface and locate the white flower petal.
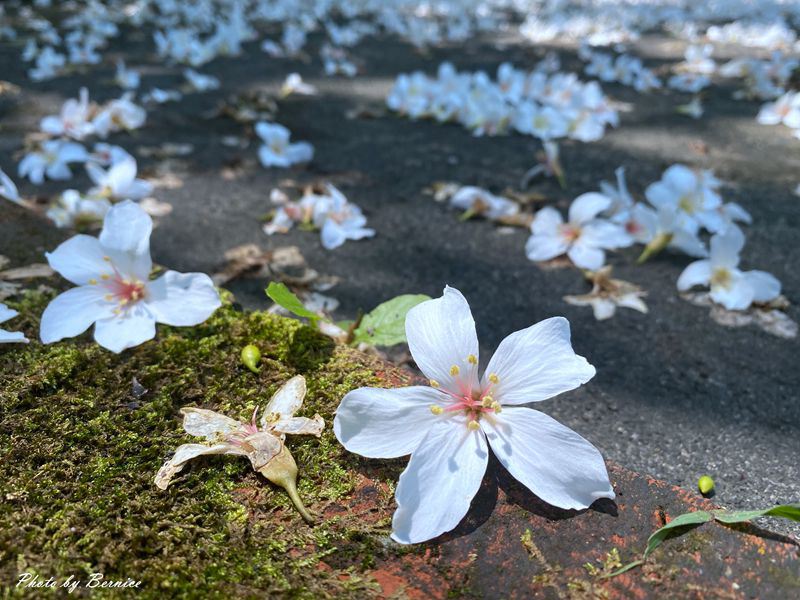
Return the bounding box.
[273,415,325,437]
[568,193,612,224]
[405,287,479,393]
[180,407,242,440]
[263,375,307,422]
[40,285,114,344]
[482,407,614,509]
[155,442,245,489]
[391,417,488,544]
[482,316,595,405]
[531,206,564,235]
[525,233,569,262]
[710,227,745,269]
[662,164,697,195]
[93,305,156,353]
[334,386,441,458]
[98,200,153,278]
[743,270,781,304]
[581,220,633,249]
[145,271,221,326]
[677,260,712,291]
[567,242,605,270]
[45,234,108,285]
[710,270,754,311]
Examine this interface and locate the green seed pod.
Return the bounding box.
[241,344,261,373]
[698,475,715,496]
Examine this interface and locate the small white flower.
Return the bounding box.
[677,227,781,311]
[92,94,146,137]
[46,189,110,229]
[86,156,153,202]
[310,184,375,250]
[255,122,313,168]
[40,87,95,140]
[40,201,221,353]
[280,73,317,97]
[677,97,704,119]
[184,68,220,92]
[115,59,140,90]
[18,140,88,185]
[526,193,633,270]
[645,164,724,233]
[0,168,22,204]
[334,287,613,544]
[0,303,28,344]
[142,88,183,104]
[89,143,133,167]
[756,91,800,128]
[449,186,519,221]
[513,102,569,140]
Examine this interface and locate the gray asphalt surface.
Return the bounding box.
[1,28,798,536]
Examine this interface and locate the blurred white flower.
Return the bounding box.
[255,122,313,168]
[526,193,633,270]
[678,227,781,311]
[18,140,88,185]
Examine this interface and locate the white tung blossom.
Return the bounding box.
[526,193,633,270]
[40,201,221,353]
[255,122,314,168]
[334,287,614,544]
[677,227,781,311]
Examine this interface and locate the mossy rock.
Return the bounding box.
[0,290,412,599]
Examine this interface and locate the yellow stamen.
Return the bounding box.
[467,354,477,365]
[88,279,97,285]
[100,274,110,280]
[430,405,443,415]
[103,256,111,262]
[450,365,460,376]
[467,421,480,431]
[488,373,499,384]
[104,294,113,301]
[482,395,494,408]
[491,401,502,413]
[429,379,440,389]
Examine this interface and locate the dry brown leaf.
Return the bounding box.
[681,292,797,339]
[212,244,338,290]
[0,263,54,280]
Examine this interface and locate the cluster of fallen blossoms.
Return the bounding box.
[9,87,150,229]
[387,60,618,142]
[526,163,783,317]
[263,183,375,250]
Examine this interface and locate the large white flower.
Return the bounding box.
[40,201,221,353]
[526,193,633,270]
[334,287,614,544]
[677,227,781,311]
[255,122,313,168]
[0,303,28,344]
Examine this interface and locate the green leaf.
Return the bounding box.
[712,504,800,524]
[605,503,800,579]
[642,511,713,560]
[266,282,321,324]
[351,294,430,347]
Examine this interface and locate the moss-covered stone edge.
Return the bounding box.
[0,289,419,599]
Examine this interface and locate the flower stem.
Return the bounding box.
[258,446,314,523]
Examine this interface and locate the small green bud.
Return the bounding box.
[241,344,261,373]
[698,475,715,496]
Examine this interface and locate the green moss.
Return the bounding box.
[0,291,409,599]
